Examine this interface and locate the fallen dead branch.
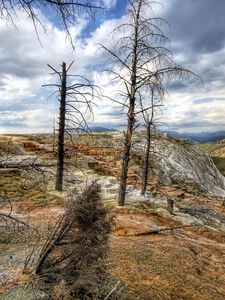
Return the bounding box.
[104,281,121,300]
[127,224,202,237]
[0,194,40,243]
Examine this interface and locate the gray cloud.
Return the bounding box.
[165,0,225,54]
[193,98,225,105]
[166,81,188,92]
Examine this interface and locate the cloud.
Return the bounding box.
[0,11,89,131]
[103,0,117,9]
[0,108,54,133]
[0,1,225,134]
[0,7,126,133]
[148,0,225,133]
[161,93,225,133]
[193,98,225,105]
[164,0,225,54]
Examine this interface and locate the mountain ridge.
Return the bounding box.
[165,130,225,144]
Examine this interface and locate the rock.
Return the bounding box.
[126,185,135,192]
[173,212,204,225]
[0,155,44,168]
[134,137,225,198]
[154,208,173,220]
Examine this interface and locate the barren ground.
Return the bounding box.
[1,134,225,299]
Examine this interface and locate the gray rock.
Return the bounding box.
[134,138,225,198]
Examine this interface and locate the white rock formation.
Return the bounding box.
[134,137,225,197]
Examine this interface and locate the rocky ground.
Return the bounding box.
[0,133,225,299]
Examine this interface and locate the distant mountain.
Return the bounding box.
[165,131,225,144]
[90,126,118,132]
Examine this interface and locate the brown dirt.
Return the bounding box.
[1,134,225,299]
[110,211,225,300]
[1,203,225,299]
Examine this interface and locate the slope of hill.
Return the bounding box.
[1,133,225,299]
[1,132,225,197]
[195,139,225,157]
[195,139,225,176]
[132,133,225,197]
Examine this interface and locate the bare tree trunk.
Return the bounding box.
[118,105,135,206]
[117,2,141,206]
[55,62,67,191]
[141,122,151,195]
[45,61,95,191]
[52,115,56,153]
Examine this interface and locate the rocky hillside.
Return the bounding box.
[1,132,225,198]
[99,132,225,198]
[73,131,225,198]
[134,135,225,197]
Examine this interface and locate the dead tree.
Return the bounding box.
[100,0,197,206]
[0,0,105,46]
[55,62,67,191]
[140,87,163,195]
[44,61,97,191]
[35,182,112,299]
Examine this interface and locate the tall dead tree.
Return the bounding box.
[140,70,198,195]
[141,89,156,195]
[140,85,163,195]
[44,61,97,191]
[55,62,67,192]
[101,0,197,206]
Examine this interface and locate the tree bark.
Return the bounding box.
[141,122,151,195]
[55,62,67,191]
[118,105,135,206]
[117,1,142,206]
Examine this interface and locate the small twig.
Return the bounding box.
[104,281,121,300]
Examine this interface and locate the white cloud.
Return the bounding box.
[0,2,225,134]
[0,11,89,132]
[0,8,127,133]
[103,0,118,9]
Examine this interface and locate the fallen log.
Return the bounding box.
[127,224,201,237]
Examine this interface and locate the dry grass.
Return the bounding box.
[0,169,63,208]
[110,225,225,299]
[1,133,225,299]
[0,139,24,156]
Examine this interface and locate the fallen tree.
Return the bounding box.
[35,182,113,299]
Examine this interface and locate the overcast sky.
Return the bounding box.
[0,0,225,134]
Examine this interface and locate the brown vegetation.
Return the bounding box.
[33,182,112,299]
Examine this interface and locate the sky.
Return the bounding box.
[0,0,225,134]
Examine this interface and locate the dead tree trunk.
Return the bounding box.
[118,104,135,206]
[141,121,151,195]
[55,62,67,191]
[44,61,96,192]
[141,87,157,196]
[117,1,141,206]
